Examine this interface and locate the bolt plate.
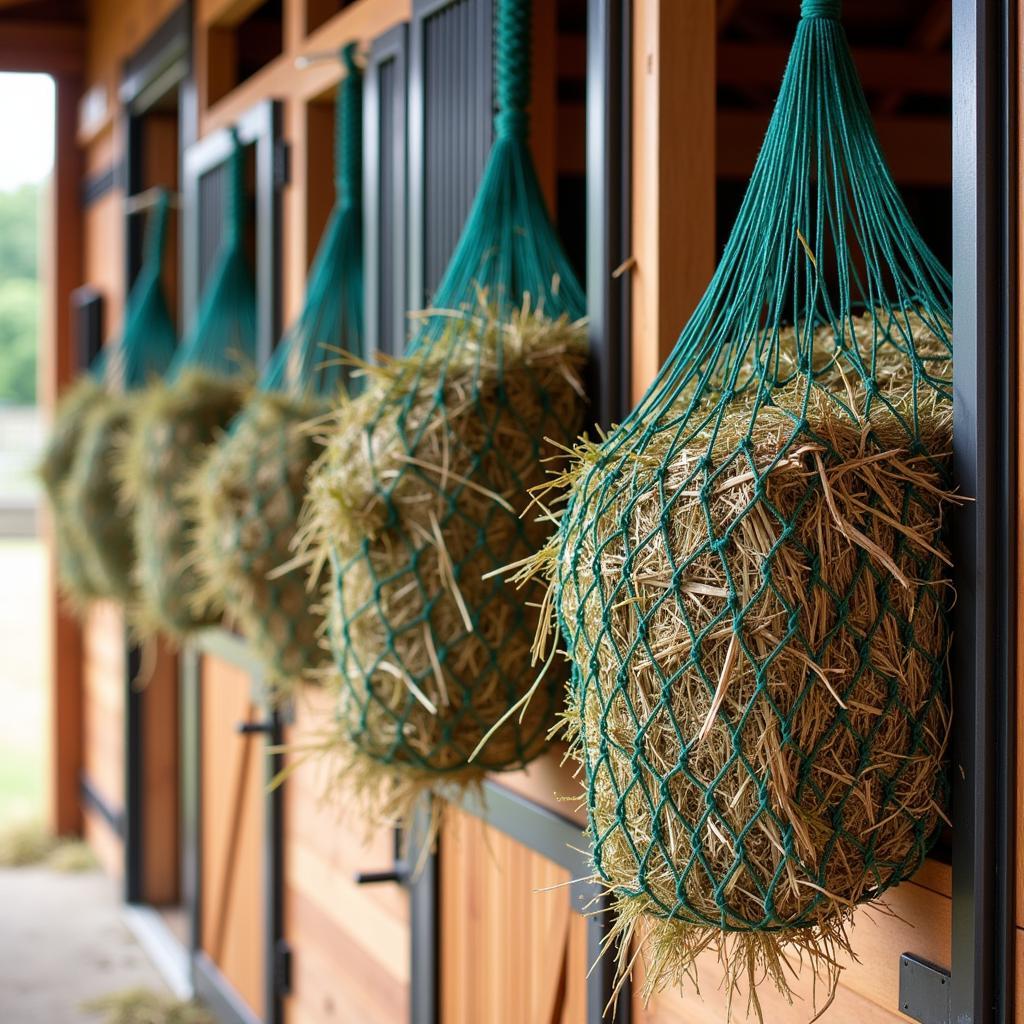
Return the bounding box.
[898,953,950,1024]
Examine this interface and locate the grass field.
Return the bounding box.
[0,539,46,823]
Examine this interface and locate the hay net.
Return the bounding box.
[544,0,955,1007]
[303,0,587,814]
[127,134,257,638]
[61,191,179,604]
[189,46,364,689]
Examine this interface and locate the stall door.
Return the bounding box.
[180,99,285,1024]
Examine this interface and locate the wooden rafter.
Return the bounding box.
[877,0,951,115]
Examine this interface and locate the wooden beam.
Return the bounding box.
[718,42,950,97]
[718,110,951,187]
[46,72,85,837]
[877,0,951,115]
[631,0,716,401]
[717,0,741,32]
[0,20,84,76]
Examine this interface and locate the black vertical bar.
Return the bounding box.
[408,803,439,1024]
[586,900,629,1024]
[950,1,1016,1023]
[264,691,285,1024]
[587,0,631,429]
[181,646,202,960]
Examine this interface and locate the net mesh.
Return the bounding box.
[124,137,258,638]
[63,192,179,604]
[299,0,588,824]
[190,46,364,695]
[531,1,958,1012]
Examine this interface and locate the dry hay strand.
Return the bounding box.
[298,304,588,827]
[525,312,960,1021]
[188,391,326,698]
[63,393,141,604]
[119,369,250,639]
[38,375,110,610]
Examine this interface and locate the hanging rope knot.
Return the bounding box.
[800,0,841,18]
[336,42,363,206]
[495,109,528,138]
[494,0,531,138]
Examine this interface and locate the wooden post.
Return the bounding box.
[630,0,715,401]
[46,72,85,836]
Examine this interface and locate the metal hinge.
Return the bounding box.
[899,953,950,1024]
[274,939,293,996]
[273,141,291,189]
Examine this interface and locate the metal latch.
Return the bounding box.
[274,939,292,997]
[899,953,950,1024]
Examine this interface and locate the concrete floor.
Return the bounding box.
[0,865,170,1023]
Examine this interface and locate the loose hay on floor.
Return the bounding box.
[525,313,960,1020]
[298,305,588,827]
[188,392,326,696]
[119,369,250,639]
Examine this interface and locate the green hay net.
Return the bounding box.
[190,46,364,697]
[63,192,179,605]
[124,136,258,639]
[535,1,957,1014]
[301,0,588,825]
[40,348,111,608]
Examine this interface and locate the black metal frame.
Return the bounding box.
[116,2,192,908]
[178,99,285,1024]
[406,0,494,312]
[949,2,1017,1023]
[363,22,409,358]
[181,629,286,1024]
[397,2,632,1021]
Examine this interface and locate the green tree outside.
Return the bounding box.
[0,183,40,405]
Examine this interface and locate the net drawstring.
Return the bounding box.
[258,43,363,398]
[168,132,257,382]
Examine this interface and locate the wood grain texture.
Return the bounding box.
[630,0,716,400]
[141,640,180,906]
[200,654,266,1019]
[633,864,950,1023]
[282,683,410,1024]
[82,602,126,810]
[47,72,85,837]
[439,805,589,1024]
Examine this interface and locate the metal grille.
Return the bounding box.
[378,56,399,352]
[197,160,227,290]
[419,0,493,300]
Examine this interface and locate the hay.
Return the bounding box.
[299,305,587,826]
[38,375,109,608]
[120,369,249,639]
[0,818,98,871]
[63,394,140,604]
[82,989,215,1024]
[188,392,326,696]
[528,314,960,1020]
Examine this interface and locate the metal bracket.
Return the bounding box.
[273,939,292,997]
[899,953,951,1024]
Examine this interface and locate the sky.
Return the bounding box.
[0,73,55,192]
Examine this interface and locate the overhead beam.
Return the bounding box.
[0,20,84,75]
[718,42,950,97]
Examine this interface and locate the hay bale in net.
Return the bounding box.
[188,48,364,698]
[61,191,179,606]
[190,391,325,684]
[297,0,589,827]
[64,395,140,604]
[39,372,109,608]
[122,370,249,638]
[301,306,587,824]
[527,3,961,1016]
[125,137,257,639]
